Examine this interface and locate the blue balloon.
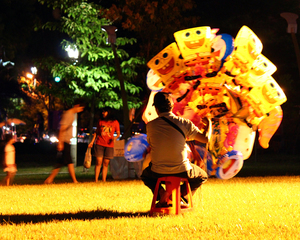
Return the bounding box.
[215,150,243,180]
[211,33,234,72]
[219,33,234,61]
[124,134,149,162]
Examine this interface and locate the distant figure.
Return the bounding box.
[36,112,44,141]
[88,107,120,182]
[44,101,85,184]
[2,134,17,186]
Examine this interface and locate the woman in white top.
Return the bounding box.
[3,134,17,186]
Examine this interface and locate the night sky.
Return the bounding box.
[2,0,300,97]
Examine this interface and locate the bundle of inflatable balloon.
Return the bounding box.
[124,25,287,180]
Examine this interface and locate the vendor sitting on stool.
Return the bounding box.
[141,92,209,207]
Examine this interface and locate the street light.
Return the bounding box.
[31,67,37,87]
[65,45,79,59]
[31,66,37,75]
[102,25,130,139]
[25,67,37,88]
[26,73,34,79]
[281,12,300,79]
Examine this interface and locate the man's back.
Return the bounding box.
[147,112,200,174]
[59,109,74,144]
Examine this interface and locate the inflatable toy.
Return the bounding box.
[258,106,283,148]
[124,134,149,162]
[147,42,184,87]
[215,150,244,180]
[138,25,287,180]
[146,69,164,92]
[142,91,159,124]
[230,122,256,160]
[174,26,212,66]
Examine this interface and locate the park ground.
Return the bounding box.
[2,140,299,184]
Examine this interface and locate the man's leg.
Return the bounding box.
[102,158,110,182]
[68,163,78,183]
[95,157,103,182]
[44,167,60,184]
[63,143,78,183]
[184,163,208,196]
[141,165,167,203]
[141,165,158,194]
[5,172,15,186]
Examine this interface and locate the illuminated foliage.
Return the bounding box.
[38,0,144,110]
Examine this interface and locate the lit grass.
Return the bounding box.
[0,166,97,184]
[0,176,300,239]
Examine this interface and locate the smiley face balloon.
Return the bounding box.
[174,26,212,66]
[147,42,184,86]
[142,25,287,180]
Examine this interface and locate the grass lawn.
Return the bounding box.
[3,141,299,184]
[0,176,299,239]
[0,141,299,239]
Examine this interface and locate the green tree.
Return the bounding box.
[37,0,144,138]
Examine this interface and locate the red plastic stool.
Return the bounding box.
[149,176,193,216]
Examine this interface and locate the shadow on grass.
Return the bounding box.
[0,209,149,225]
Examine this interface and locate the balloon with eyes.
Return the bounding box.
[139,25,287,180]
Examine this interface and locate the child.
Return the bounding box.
[2,134,17,186]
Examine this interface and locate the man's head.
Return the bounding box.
[4,133,14,143]
[72,98,86,113]
[153,92,174,113]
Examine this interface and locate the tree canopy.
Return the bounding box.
[102,0,200,61]
[37,0,144,111]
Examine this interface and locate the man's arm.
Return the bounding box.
[194,132,208,143]
[194,117,212,144]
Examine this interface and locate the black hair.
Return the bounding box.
[153,92,174,113]
[4,134,13,143]
[73,98,86,108]
[101,107,115,120]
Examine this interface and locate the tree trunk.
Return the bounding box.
[88,94,95,142]
[111,43,130,140]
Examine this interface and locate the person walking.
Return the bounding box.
[44,101,85,184]
[36,112,44,142]
[88,107,120,182]
[141,92,209,207]
[2,133,17,186]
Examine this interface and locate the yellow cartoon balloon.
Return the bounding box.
[234,25,263,65]
[142,25,287,180]
[224,25,263,75]
[235,54,277,89]
[250,54,277,78]
[174,26,212,66]
[245,76,287,117]
[147,42,184,86]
